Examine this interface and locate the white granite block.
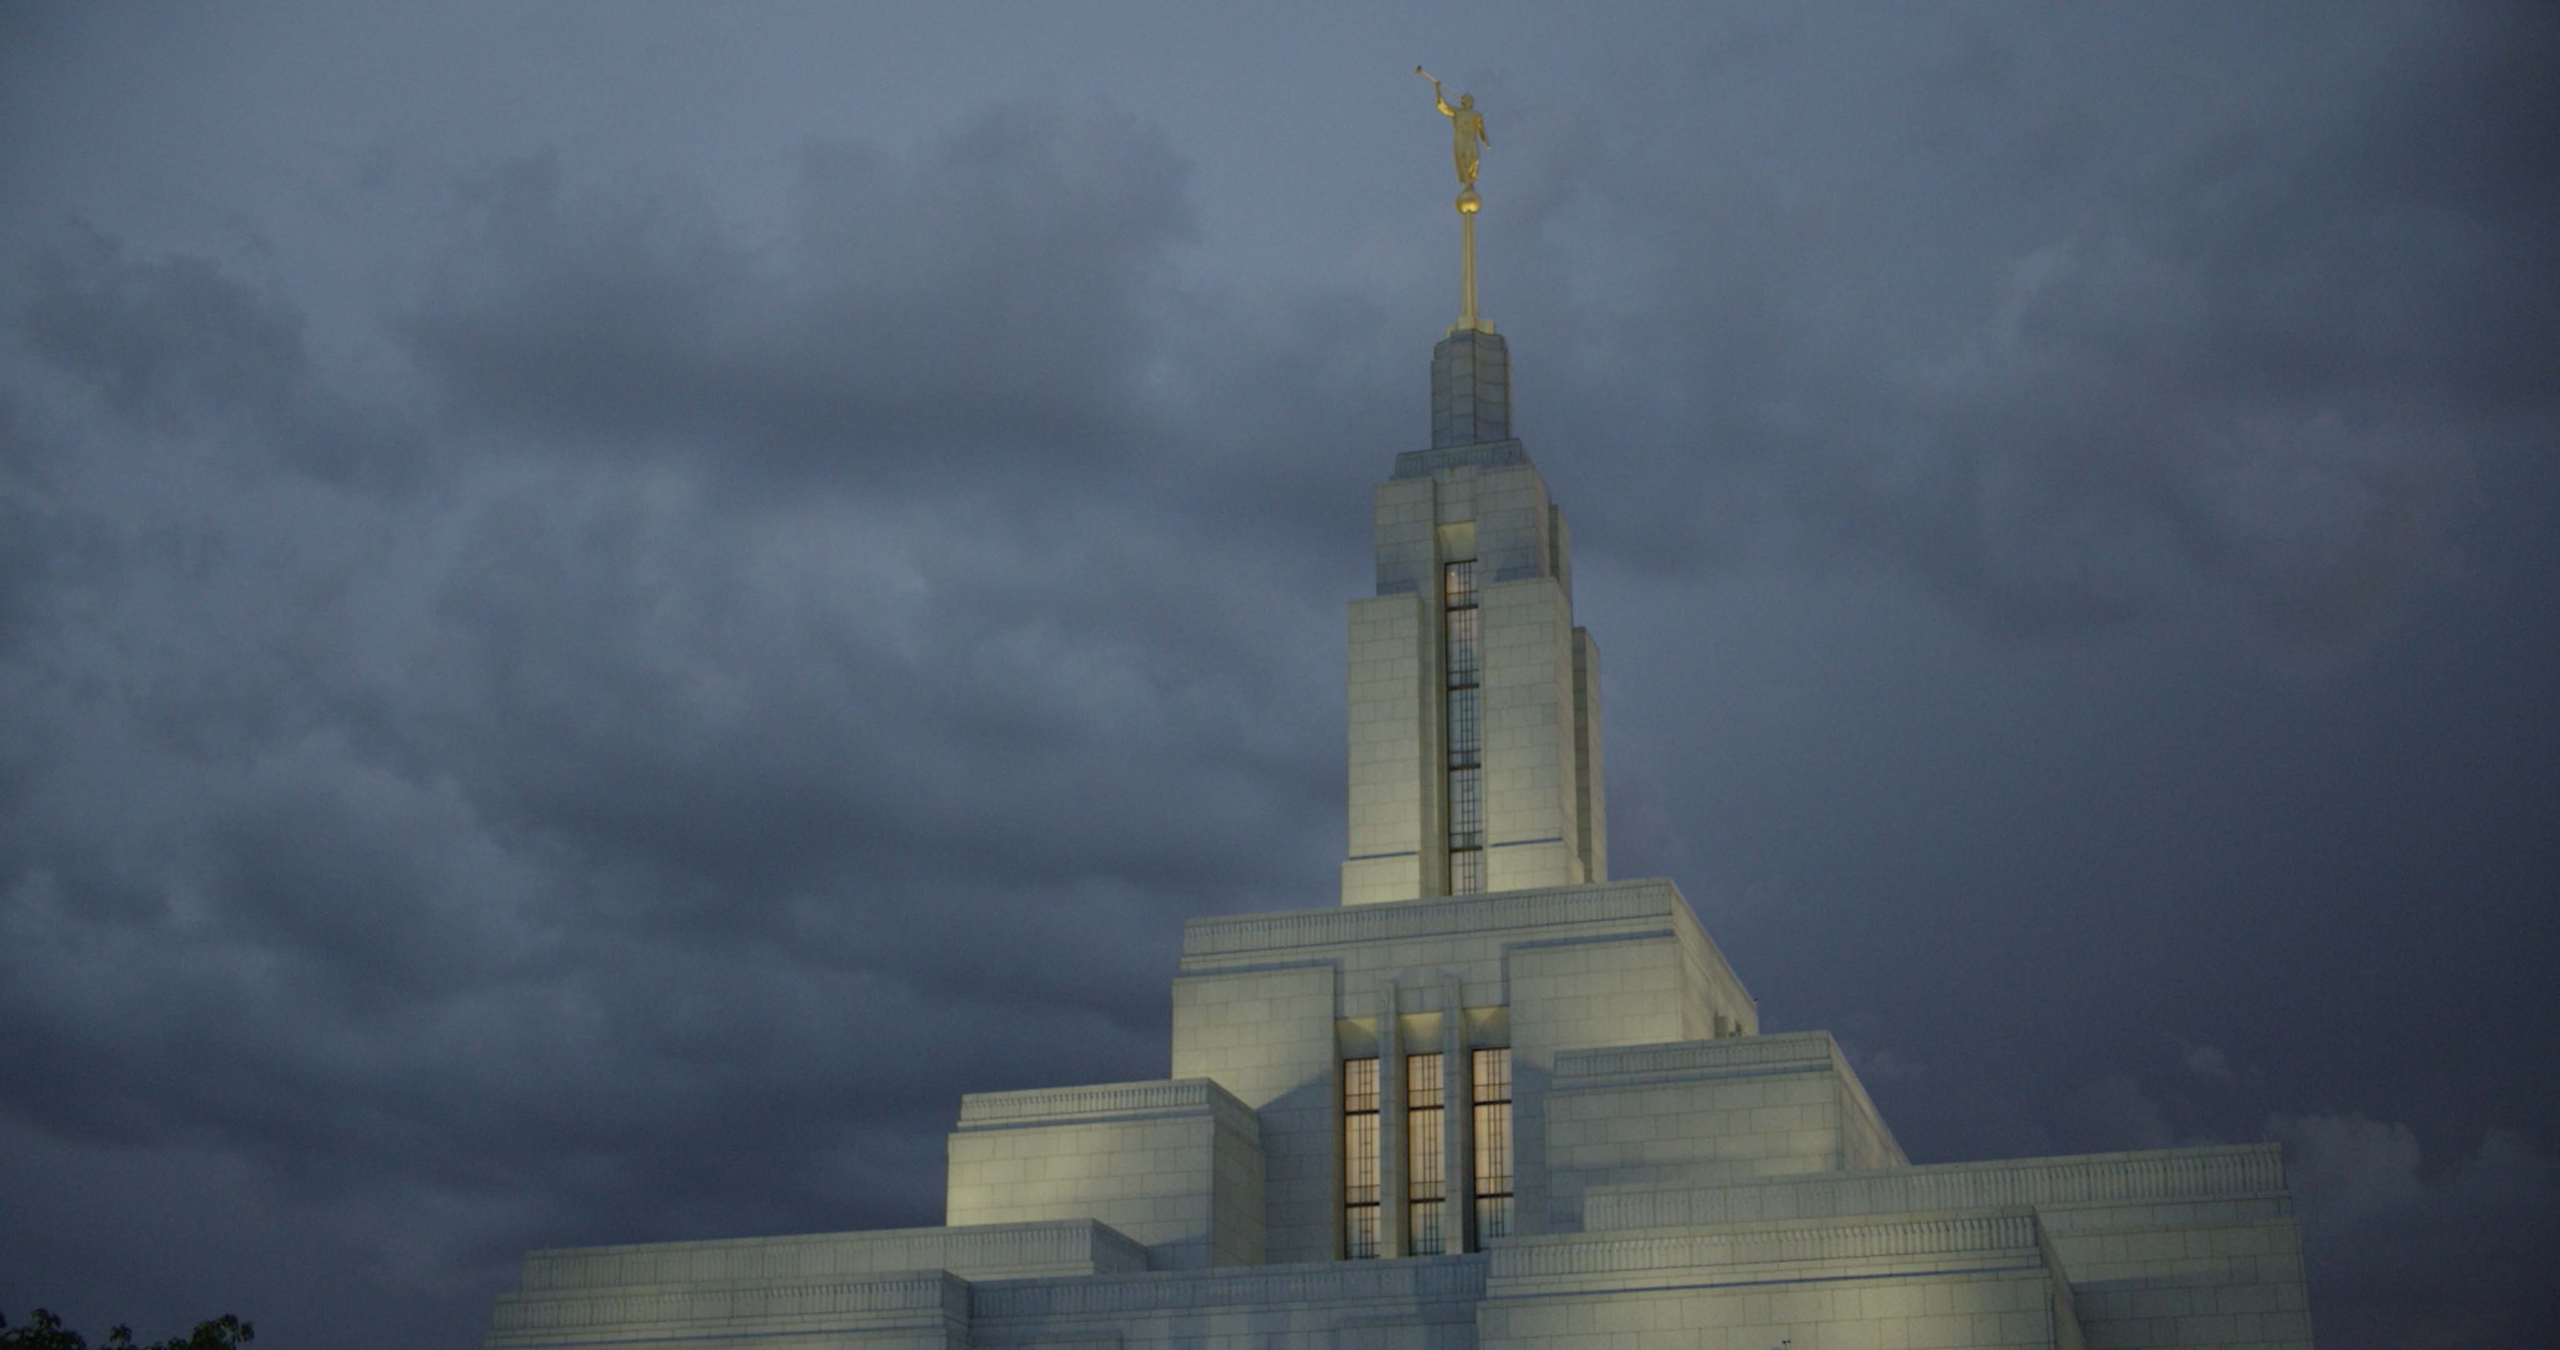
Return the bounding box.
[946,1080,1263,1272]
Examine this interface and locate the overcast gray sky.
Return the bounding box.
[2,3,2554,1346]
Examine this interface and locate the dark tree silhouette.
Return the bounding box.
[2,1310,253,1350]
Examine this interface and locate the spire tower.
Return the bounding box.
[1342,79,1603,905]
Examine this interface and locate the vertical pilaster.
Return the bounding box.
[1376,982,1406,1259]
[1573,627,1607,885]
[1481,576,1582,892]
[1341,591,1435,905]
[1441,974,1471,1253]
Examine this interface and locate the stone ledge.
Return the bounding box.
[954,1078,1258,1143]
[1548,1028,1906,1172]
[1393,440,1532,479]
[1552,1029,1839,1088]
[514,1219,1148,1294]
[1184,879,1755,1030]
[1586,1143,2291,1233]
[487,1269,966,1343]
[1490,1206,2047,1291]
[970,1253,1488,1322]
[1188,878,1678,957]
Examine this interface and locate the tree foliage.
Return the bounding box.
[1,1310,254,1350]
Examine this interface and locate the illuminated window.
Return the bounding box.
[1448,768,1482,845]
[1343,1058,1380,1258]
[1472,1048,1513,1241]
[1445,607,1480,688]
[1449,835,1484,895]
[1444,559,1478,609]
[1446,686,1480,769]
[1407,1053,1446,1255]
[1448,727,1484,895]
[1444,560,1483,895]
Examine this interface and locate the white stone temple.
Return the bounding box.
[481,306,2319,1350]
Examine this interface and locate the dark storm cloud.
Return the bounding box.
[2272,1113,2560,1342]
[2017,1062,2560,1343]
[1513,4,2556,640]
[1876,5,2553,639]
[0,398,74,659]
[0,97,1319,1336]
[1,5,2553,1347]
[403,100,1196,479]
[18,225,420,488]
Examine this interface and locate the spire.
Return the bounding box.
[1430,328,1510,448]
[1414,69,1509,449]
[1345,76,1600,906]
[1454,190,1486,334]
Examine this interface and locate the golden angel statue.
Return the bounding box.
[1418,68,1489,189]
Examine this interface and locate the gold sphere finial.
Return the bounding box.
[1456,186,1482,214]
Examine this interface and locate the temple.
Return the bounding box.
[480,210,2317,1350]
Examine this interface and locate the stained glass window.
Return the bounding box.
[1343,1058,1380,1258]
[1407,1053,1446,1255]
[1444,560,1484,896]
[1445,607,1480,689]
[1448,769,1483,848]
[1443,560,1477,608]
[1446,686,1480,769]
[1449,844,1484,895]
[1472,1047,1513,1242]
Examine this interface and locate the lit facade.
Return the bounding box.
[480,322,2317,1350]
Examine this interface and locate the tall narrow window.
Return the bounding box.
[1472,1048,1513,1241]
[1446,687,1480,769]
[1445,574,1479,685]
[1407,1053,1447,1255]
[1448,771,1483,893]
[1444,560,1483,895]
[1343,1058,1380,1258]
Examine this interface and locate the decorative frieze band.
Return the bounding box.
[971,1254,1489,1323]
[1181,880,1681,959]
[954,1078,1259,1142]
[488,1270,965,1338]
[1490,1208,2043,1287]
[517,1220,1145,1294]
[1393,440,1532,480]
[1552,1030,1838,1088]
[1585,1143,2290,1233]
